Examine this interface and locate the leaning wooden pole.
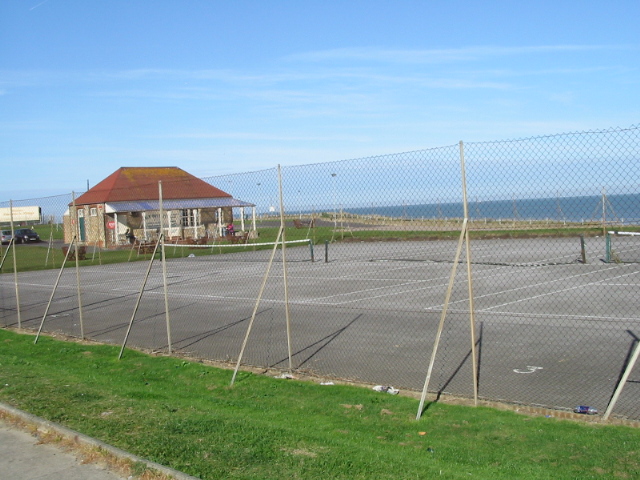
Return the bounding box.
[416,141,480,419]
[231,226,284,386]
[0,238,12,271]
[35,236,76,344]
[118,239,162,359]
[603,337,640,420]
[416,220,468,419]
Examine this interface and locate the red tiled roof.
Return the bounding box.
[73,167,232,205]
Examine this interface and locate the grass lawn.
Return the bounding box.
[0,328,638,479]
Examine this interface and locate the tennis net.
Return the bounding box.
[605,231,640,263]
[156,238,315,263]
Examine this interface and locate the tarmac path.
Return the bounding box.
[0,420,126,480]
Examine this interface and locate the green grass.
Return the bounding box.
[0,329,638,479]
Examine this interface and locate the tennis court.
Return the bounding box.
[1,236,639,419]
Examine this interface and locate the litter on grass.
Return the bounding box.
[373,385,399,395]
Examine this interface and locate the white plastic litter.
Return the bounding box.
[320,381,335,386]
[274,373,294,379]
[373,385,399,395]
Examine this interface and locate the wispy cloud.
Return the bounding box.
[160,131,371,143]
[29,0,50,11]
[0,63,573,100]
[285,44,632,64]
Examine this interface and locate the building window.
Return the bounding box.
[90,208,98,217]
[182,209,197,227]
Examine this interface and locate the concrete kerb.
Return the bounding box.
[0,401,201,480]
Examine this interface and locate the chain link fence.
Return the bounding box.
[1,125,639,421]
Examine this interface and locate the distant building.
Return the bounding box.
[63,167,255,247]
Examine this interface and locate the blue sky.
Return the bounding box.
[1,0,639,200]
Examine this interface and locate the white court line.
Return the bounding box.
[467,254,638,288]
[297,281,447,305]
[469,309,640,322]
[201,254,637,308]
[479,269,640,312]
[463,238,583,264]
[330,239,589,292]
[289,260,462,305]
[0,280,101,290]
[331,260,583,309]
[423,264,638,311]
[107,256,456,306]
[0,281,54,288]
[4,242,637,312]
[295,257,529,306]
[437,304,640,321]
[98,260,450,306]
[136,289,285,304]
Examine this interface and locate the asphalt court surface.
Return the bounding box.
[1,236,639,418]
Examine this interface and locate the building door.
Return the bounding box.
[78,210,86,242]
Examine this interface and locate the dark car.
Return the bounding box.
[13,228,40,243]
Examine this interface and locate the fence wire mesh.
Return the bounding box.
[1,125,639,421]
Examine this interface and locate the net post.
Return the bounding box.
[605,232,611,263]
[309,239,314,262]
[324,240,329,263]
[580,234,587,264]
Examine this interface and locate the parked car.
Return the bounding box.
[1,230,12,245]
[13,228,41,243]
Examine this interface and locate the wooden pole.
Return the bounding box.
[35,236,75,344]
[277,165,294,373]
[72,192,85,339]
[603,336,640,420]
[158,181,172,354]
[231,226,284,385]
[416,219,468,419]
[459,141,479,406]
[416,140,479,419]
[9,200,21,327]
[118,239,162,359]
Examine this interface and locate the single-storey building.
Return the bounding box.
[63,167,256,247]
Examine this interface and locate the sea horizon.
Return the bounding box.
[342,193,640,225]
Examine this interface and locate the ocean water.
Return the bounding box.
[349,193,640,225]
